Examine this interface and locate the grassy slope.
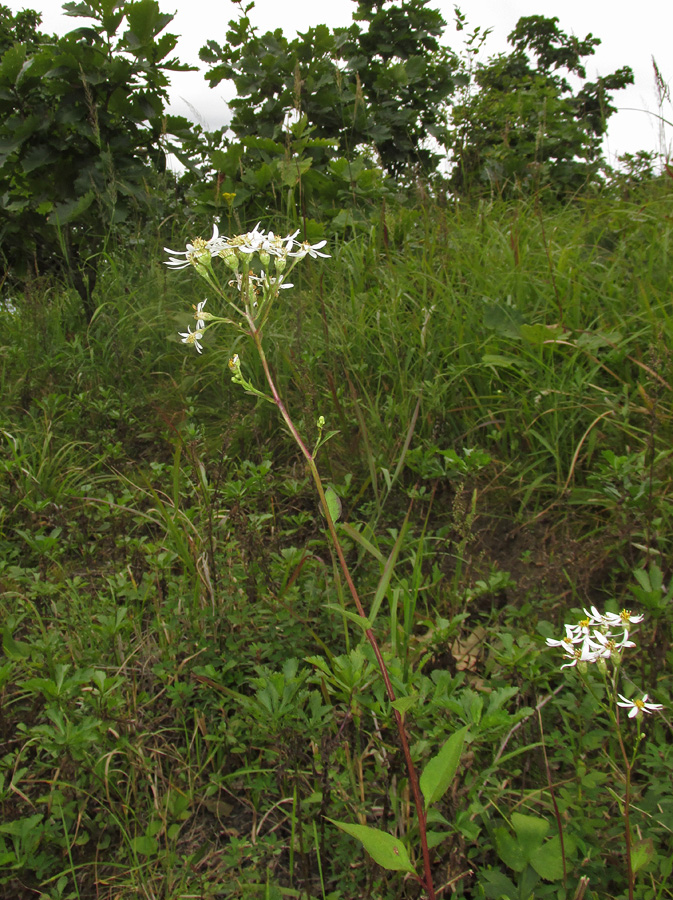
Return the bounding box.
[0,183,672,899]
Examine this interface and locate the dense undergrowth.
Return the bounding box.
[1,184,672,899]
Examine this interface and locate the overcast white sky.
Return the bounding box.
[6,0,673,164]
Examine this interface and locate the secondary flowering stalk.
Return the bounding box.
[165,223,437,899]
[546,606,664,900]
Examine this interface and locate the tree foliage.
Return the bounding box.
[448,15,634,197]
[0,0,192,318]
[199,0,461,179]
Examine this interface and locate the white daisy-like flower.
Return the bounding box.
[179,325,204,354]
[546,624,586,649]
[288,239,330,259]
[235,222,266,255]
[617,693,664,718]
[586,629,635,660]
[164,224,226,269]
[560,641,599,669]
[605,609,645,627]
[260,271,293,292]
[583,606,613,630]
[192,300,208,329]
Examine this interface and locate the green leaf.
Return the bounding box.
[511,812,548,849]
[48,190,95,225]
[631,838,654,875]
[339,522,386,564]
[327,819,416,874]
[420,725,469,810]
[495,826,527,873]
[519,323,565,344]
[391,693,418,714]
[324,486,342,523]
[130,834,158,855]
[367,510,410,625]
[528,834,565,881]
[323,604,371,632]
[2,628,32,660]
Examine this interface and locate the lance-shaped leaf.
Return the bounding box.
[420,725,469,811]
[327,819,416,874]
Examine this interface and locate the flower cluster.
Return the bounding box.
[547,606,664,718]
[166,224,330,352]
[546,606,642,670]
[164,224,329,272]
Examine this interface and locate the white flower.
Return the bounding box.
[164,224,225,269]
[179,325,204,353]
[583,606,612,630]
[586,629,635,660]
[288,239,330,259]
[236,222,265,255]
[617,693,664,718]
[560,641,599,669]
[546,624,586,649]
[192,300,208,329]
[260,271,293,292]
[611,609,644,627]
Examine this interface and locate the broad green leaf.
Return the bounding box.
[495,825,527,873]
[511,812,549,848]
[420,726,469,811]
[519,323,565,344]
[529,834,565,881]
[130,834,158,855]
[327,819,416,874]
[631,838,654,875]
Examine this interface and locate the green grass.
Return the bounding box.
[0,184,672,899]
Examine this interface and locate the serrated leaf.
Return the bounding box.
[327,819,416,874]
[420,725,469,810]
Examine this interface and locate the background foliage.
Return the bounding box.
[1,1,672,898]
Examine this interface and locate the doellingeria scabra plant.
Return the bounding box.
[165,223,469,898]
[546,605,665,900]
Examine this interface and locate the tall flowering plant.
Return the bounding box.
[164,223,458,899]
[546,606,664,900]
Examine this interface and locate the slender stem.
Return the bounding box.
[249,322,436,900]
[614,709,634,900]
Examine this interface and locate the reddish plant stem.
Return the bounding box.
[250,324,436,900]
